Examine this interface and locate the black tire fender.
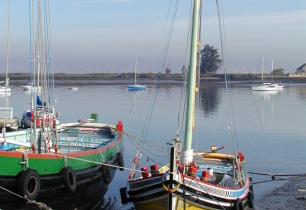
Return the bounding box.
[233,199,242,210]
[117,153,124,171]
[119,187,128,204]
[247,191,254,208]
[62,166,77,192]
[18,169,40,200]
[101,166,111,183]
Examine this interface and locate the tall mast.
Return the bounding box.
[261,53,264,82]
[134,58,138,85]
[183,0,202,163]
[271,59,274,81]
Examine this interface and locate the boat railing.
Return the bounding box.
[58,130,112,149]
[0,130,32,147]
[0,107,13,119]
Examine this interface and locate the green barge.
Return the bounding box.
[0,122,124,207]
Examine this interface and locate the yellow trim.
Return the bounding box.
[162,182,180,193]
[202,152,235,161]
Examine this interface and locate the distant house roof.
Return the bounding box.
[296,63,306,72]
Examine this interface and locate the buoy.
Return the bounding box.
[117,121,124,133]
[201,170,210,181]
[188,163,198,177]
[141,166,150,178]
[18,169,41,200]
[150,164,159,176]
[238,152,245,162]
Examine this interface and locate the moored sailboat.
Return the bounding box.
[121,1,254,209]
[128,59,147,91]
[252,54,277,91]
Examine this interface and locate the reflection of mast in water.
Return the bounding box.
[129,91,143,118]
[261,95,264,128]
[133,92,137,117]
[253,91,276,128]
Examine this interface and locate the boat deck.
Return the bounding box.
[0,123,117,153]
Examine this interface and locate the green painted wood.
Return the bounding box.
[0,140,123,176]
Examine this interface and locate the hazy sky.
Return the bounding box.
[0,0,305,73]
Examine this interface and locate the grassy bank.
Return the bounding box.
[2,73,306,86]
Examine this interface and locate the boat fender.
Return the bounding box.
[117,153,124,171]
[101,166,111,183]
[161,174,180,193]
[247,191,254,208]
[18,169,41,200]
[233,199,242,210]
[119,187,128,204]
[62,166,77,192]
[162,181,180,194]
[248,177,254,208]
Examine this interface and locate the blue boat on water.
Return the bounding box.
[128,59,147,91]
[128,84,147,91]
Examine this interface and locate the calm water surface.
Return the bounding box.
[3,83,306,209]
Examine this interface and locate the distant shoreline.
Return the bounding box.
[2,73,306,86]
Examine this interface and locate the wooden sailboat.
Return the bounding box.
[121,1,254,209]
[0,0,124,206]
[128,59,147,91]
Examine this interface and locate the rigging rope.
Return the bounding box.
[176,0,192,139]
[3,0,12,137]
[130,1,182,177]
[215,0,243,184]
[215,0,238,155]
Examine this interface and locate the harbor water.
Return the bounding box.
[2,82,306,209]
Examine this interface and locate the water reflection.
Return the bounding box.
[199,84,221,116]
[294,86,306,102]
[251,90,278,128]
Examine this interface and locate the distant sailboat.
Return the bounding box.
[21,82,42,92]
[0,78,11,96]
[128,59,146,91]
[271,60,284,90]
[252,54,277,91]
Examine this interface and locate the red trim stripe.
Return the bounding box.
[0,136,123,160]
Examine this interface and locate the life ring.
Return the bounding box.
[117,153,124,171]
[101,166,111,183]
[62,166,77,192]
[161,174,180,193]
[18,169,41,200]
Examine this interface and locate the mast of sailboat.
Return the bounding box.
[271,59,274,81]
[261,53,264,82]
[3,0,11,137]
[134,58,138,85]
[183,0,202,163]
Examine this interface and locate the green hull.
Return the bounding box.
[0,135,123,176]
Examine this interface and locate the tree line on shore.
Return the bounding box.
[0,44,296,81]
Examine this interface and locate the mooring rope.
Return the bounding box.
[0,185,53,210]
[249,171,306,185]
[49,153,143,173]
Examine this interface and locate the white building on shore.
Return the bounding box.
[289,63,306,77]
